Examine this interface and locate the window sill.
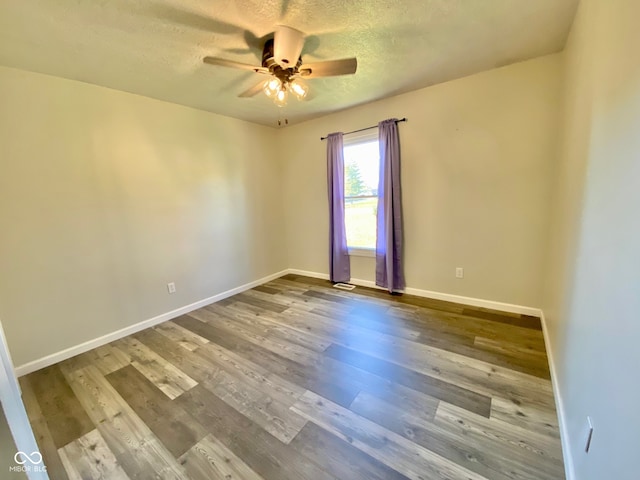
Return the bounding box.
[348,247,375,258]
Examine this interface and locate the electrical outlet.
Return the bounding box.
[585,416,594,453]
[455,267,464,279]
[167,282,176,294]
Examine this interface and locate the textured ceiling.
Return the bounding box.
[0,0,579,127]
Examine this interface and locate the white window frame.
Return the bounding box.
[343,129,379,257]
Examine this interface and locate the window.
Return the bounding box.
[343,131,379,256]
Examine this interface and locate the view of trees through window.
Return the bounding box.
[344,140,379,249]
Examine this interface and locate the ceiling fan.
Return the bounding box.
[203,26,357,107]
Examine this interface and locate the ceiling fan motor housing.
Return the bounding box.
[262,38,302,81]
[273,26,305,67]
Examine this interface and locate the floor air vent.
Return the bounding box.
[333,283,356,291]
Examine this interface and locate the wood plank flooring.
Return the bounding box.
[20,274,565,479]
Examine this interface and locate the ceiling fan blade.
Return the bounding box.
[203,56,267,73]
[149,5,243,35]
[274,25,305,68]
[280,0,292,19]
[238,81,266,98]
[299,58,357,78]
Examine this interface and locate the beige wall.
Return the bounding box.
[0,67,285,367]
[543,1,640,478]
[280,54,562,307]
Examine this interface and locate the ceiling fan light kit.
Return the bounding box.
[274,85,288,107]
[203,25,357,109]
[263,77,281,98]
[289,78,309,99]
[261,76,306,107]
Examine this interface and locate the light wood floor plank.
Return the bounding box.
[435,402,564,468]
[179,433,265,480]
[174,314,360,408]
[334,284,547,351]
[289,422,412,480]
[287,287,550,379]
[189,306,320,365]
[351,391,560,480]
[490,396,560,438]
[194,334,307,406]
[25,364,95,449]
[283,306,555,409]
[462,308,542,330]
[407,309,547,351]
[154,320,210,351]
[58,429,129,480]
[325,343,492,417]
[312,306,422,341]
[114,336,198,399]
[19,376,70,480]
[178,384,339,480]
[91,344,131,375]
[291,390,489,480]
[232,292,289,313]
[63,365,188,479]
[274,305,552,415]
[205,301,332,352]
[473,336,548,359]
[106,365,208,457]
[133,327,220,384]
[204,369,307,444]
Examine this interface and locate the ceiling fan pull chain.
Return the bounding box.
[277,107,289,127]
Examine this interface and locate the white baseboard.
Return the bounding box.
[287,269,541,317]
[287,269,330,280]
[403,286,542,317]
[15,267,542,377]
[540,311,575,480]
[14,269,289,377]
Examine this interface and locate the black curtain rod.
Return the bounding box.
[320,118,407,141]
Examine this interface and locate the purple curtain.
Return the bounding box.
[327,132,350,283]
[376,119,405,292]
